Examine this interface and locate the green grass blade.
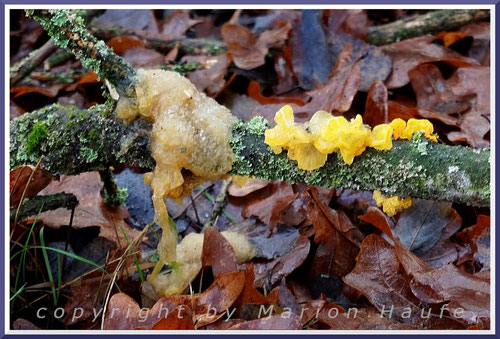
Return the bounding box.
[10,282,27,302]
[120,226,144,282]
[203,191,237,224]
[39,226,58,306]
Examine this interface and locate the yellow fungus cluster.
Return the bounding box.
[264,105,437,170]
[372,190,412,217]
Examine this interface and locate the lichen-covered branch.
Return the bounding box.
[25,9,137,96]
[90,25,227,56]
[11,10,105,87]
[11,192,78,220]
[10,104,154,174]
[10,106,490,207]
[10,40,58,87]
[230,118,490,207]
[366,9,490,45]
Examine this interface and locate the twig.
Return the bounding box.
[172,184,214,219]
[366,9,490,45]
[10,192,78,221]
[204,177,232,229]
[26,9,137,96]
[10,40,59,87]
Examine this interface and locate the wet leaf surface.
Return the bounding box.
[39,172,139,247]
[10,165,54,206]
[343,234,422,322]
[393,199,454,256]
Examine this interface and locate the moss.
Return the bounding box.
[26,121,48,154]
[104,186,128,206]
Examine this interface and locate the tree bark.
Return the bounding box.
[10,105,490,207]
[366,9,490,45]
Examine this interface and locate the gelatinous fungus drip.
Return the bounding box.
[116,69,236,294]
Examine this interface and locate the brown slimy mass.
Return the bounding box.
[116,69,237,294]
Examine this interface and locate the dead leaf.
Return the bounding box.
[358,206,394,241]
[410,264,490,328]
[381,35,478,89]
[11,84,65,100]
[408,64,474,123]
[418,209,462,268]
[343,234,422,322]
[161,10,201,39]
[107,35,145,55]
[94,9,159,33]
[10,102,23,120]
[307,186,364,247]
[459,22,490,65]
[252,235,310,290]
[434,31,469,48]
[457,215,490,267]
[228,314,301,330]
[39,172,139,248]
[267,279,300,314]
[194,271,245,326]
[12,318,41,330]
[64,279,105,326]
[164,42,180,63]
[222,22,291,70]
[393,199,455,256]
[363,80,388,127]
[316,306,414,330]
[182,54,231,97]
[241,181,297,235]
[327,33,392,92]
[228,178,269,197]
[251,43,361,122]
[151,308,194,330]
[247,81,305,106]
[445,66,490,147]
[103,293,193,330]
[201,226,238,277]
[10,165,53,206]
[309,226,359,279]
[122,47,165,68]
[233,263,268,306]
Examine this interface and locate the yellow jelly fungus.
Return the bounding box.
[264,106,438,170]
[399,118,438,142]
[389,118,406,140]
[231,175,253,187]
[265,105,327,170]
[372,190,412,217]
[369,124,393,150]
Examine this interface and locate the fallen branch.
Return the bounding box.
[90,25,227,56]
[26,9,137,96]
[13,9,489,207]
[11,192,78,220]
[11,10,104,87]
[10,40,58,87]
[366,9,490,45]
[10,104,490,207]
